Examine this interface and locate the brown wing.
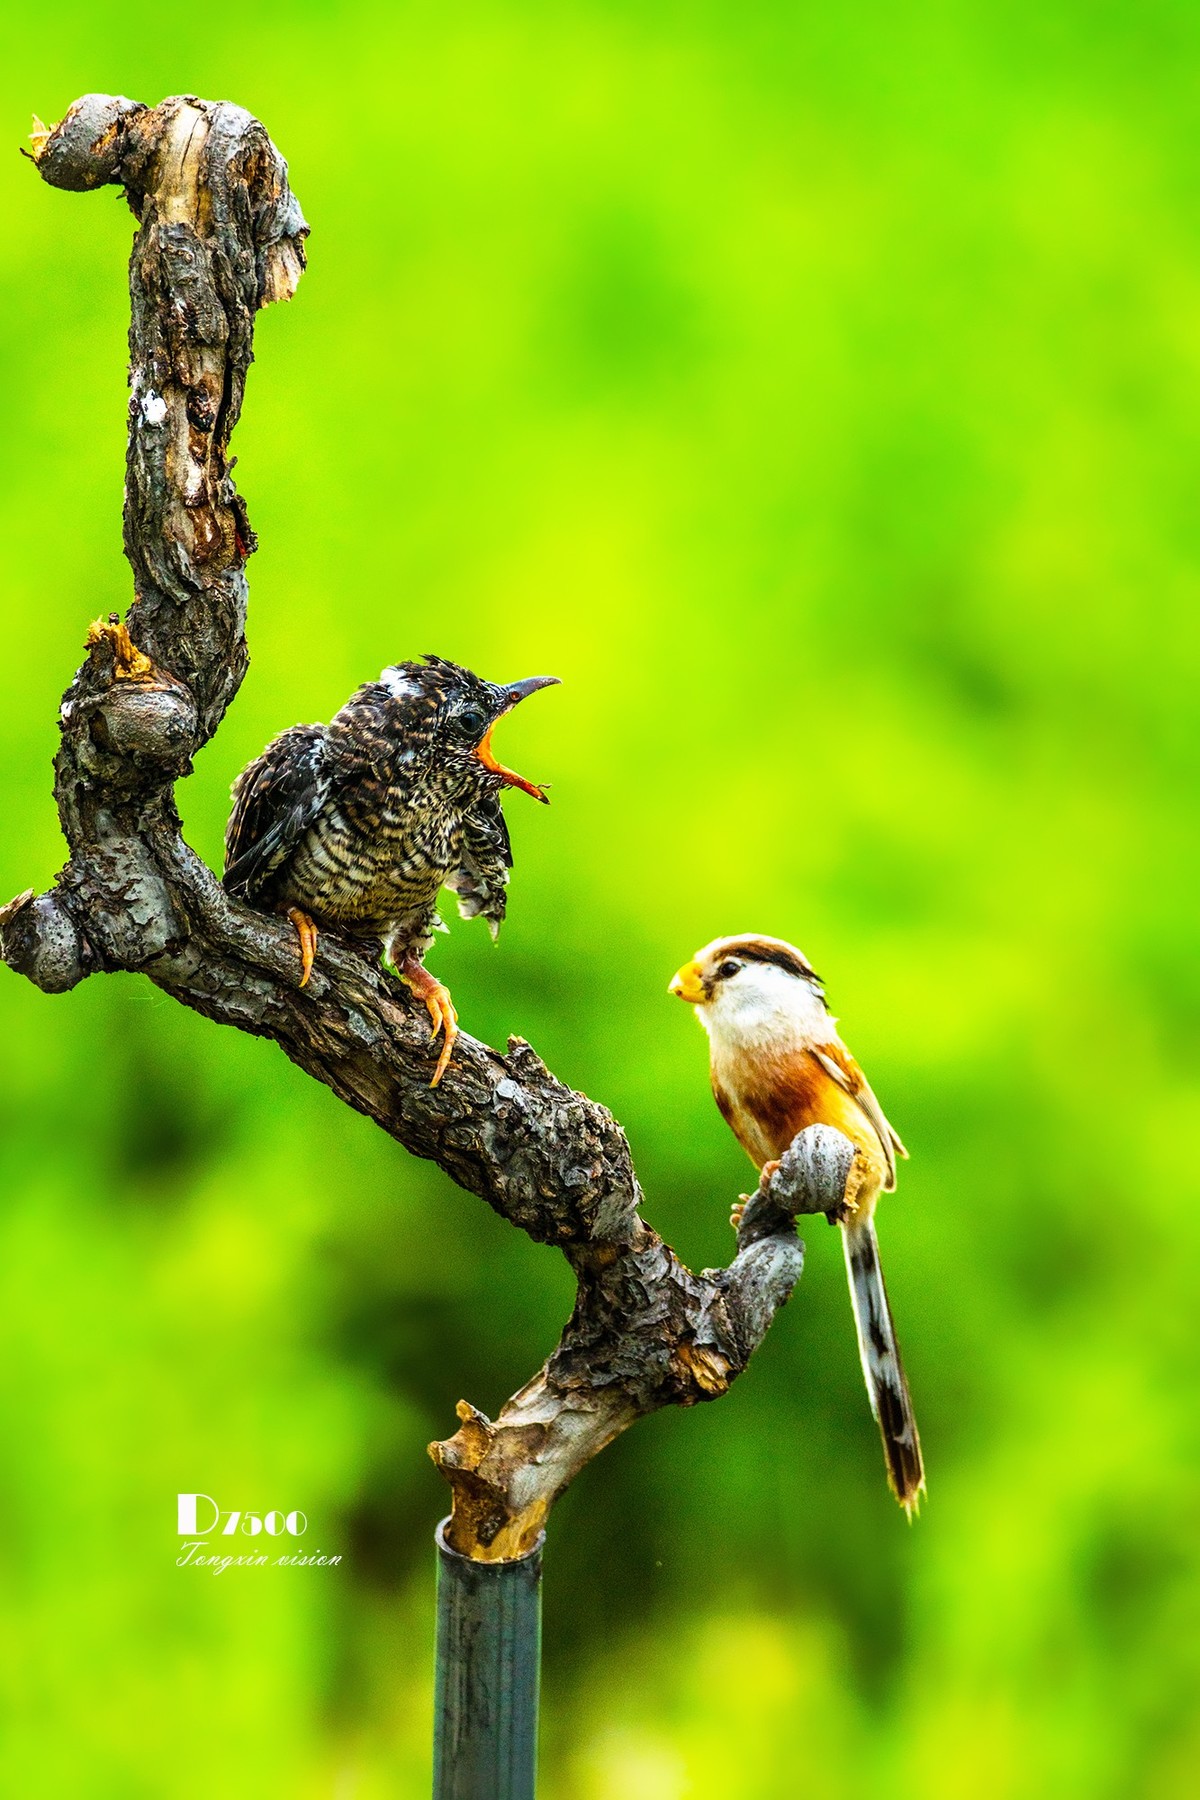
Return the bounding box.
[810,1040,908,1191]
[223,723,332,900]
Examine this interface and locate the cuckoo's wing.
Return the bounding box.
[810,1040,908,1191]
[444,792,513,939]
[223,723,333,900]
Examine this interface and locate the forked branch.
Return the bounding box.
[2,94,852,1561]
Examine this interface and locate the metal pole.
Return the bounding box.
[433,1518,543,1800]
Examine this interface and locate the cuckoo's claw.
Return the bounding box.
[287,908,318,988]
[399,960,460,1086]
[730,1196,750,1232]
[425,986,459,1087]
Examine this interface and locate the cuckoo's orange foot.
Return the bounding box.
[400,960,459,1086]
[287,908,318,988]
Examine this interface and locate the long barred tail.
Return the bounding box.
[842,1216,925,1515]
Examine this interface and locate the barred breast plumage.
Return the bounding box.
[223,654,559,1083]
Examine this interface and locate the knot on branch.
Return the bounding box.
[71,618,199,777]
[0,889,87,993]
[742,1122,861,1241]
[30,94,146,190]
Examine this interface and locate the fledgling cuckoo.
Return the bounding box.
[223,655,559,1083]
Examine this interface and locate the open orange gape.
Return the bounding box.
[472,675,560,802]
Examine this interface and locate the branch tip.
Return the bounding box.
[28,114,51,160]
[0,889,34,929]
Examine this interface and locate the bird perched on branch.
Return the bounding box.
[224,655,559,1084]
[669,934,924,1515]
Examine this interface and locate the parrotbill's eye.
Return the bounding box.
[717,959,742,980]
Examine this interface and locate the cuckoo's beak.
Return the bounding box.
[474,676,560,802]
[669,961,707,1004]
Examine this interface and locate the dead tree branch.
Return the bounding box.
[4,94,851,1562]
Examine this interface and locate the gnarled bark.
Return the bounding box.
[4,94,853,1561]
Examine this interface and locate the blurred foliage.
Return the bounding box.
[1,3,1198,1795]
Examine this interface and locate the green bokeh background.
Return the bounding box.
[1,5,1197,1796]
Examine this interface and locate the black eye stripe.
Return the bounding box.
[737,944,822,985]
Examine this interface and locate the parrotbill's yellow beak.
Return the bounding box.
[669,960,706,1004]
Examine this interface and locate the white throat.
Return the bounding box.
[698,963,832,1054]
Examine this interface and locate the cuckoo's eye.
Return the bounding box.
[457,707,487,740]
[716,959,742,980]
